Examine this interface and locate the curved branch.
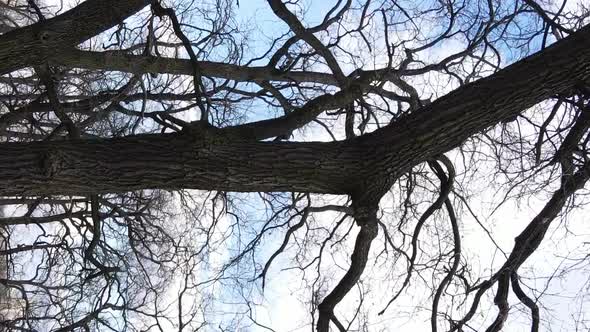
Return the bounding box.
[316,202,378,332]
[431,156,461,332]
[380,155,455,315]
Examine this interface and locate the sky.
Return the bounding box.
[226,1,590,331]
[4,0,590,331]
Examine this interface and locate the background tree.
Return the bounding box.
[1,0,590,331]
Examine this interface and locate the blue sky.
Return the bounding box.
[5,0,590,330]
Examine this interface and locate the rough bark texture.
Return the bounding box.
[1,23,590,197]
[355,22,590,194]
[0,132,363,196]
[0,0,151,75]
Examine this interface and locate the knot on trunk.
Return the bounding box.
[353,205,372,219]
[41,149,66,178]
[36,30,53,44]
[352,204,378,227]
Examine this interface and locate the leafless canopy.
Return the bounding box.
[1,0,590,331]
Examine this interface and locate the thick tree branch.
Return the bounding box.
[49,49,336,84]
[0,24,589,197]
[0,0,152,75]
[316,202,378,332]
[0,133,361,196]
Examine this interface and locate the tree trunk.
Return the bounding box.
[1,20,590,197]
[0,0,151,75]
[0,132,364,196]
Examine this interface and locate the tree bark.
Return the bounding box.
[0,21,589,197]
[0,132,364,196]
[357,22,590,192]
[0,0,151,75]
[316,203,379,332]
[50,49,336,84]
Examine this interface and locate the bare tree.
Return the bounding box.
[1,0,590,331]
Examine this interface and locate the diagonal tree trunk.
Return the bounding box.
[0,0,151,75]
